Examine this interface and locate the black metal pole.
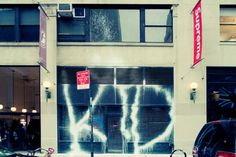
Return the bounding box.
[87,67,94,157]
[90,96,94,157]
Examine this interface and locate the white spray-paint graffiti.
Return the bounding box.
[63,84,174,154]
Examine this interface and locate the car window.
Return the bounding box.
[207,124,225,146]
[194,123,214,146]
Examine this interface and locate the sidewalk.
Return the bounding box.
[51,154,189,157]
[17,151,189,157]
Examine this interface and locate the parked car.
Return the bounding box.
[192,119,236,157]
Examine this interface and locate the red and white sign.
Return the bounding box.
[192,0,202,66]
[77,70,90,90]
[39,6,47,69]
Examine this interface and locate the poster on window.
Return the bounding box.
[192,0,202,66]
[77,70,90,90]
[39,6,47,69]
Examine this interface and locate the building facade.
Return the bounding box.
[0,0,236,155]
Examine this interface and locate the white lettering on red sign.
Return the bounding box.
[77,70,90,90]
[195,7,201,61]
[192,0,202,66]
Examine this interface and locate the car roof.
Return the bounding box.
[194,119,236,146]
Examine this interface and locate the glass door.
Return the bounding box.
[107,115,123,153]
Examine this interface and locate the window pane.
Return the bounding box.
[220,16,236,25]
[145,27,172,43]
[20,25,39,42]
[90,9,122,42]
[119,10,140,42]
[117,68,143,84]
[0,8,15,25]
[90,9,140,42]
[220,8,236,16]
[220,7,236,42]
[20,7,39,25]
[145,67,173,85]
[57,66,86,84]
[145,9,172,26]
[207,67,236,122]
[58,35,86,42]
[220,25,236,41]
[58,19,85,35]
[0,26,15,41]
[89,68,114,84]
[139,106,171,141]
[91,85,115,104]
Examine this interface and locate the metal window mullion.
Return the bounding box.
[114,68,117,104]
[220,24,236,26]
[144,25,172,27]
[86,8,90,42]
[140,8,145,42]
[15,7,20,42]
[171,9,173,27]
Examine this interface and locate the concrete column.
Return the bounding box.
[40,4,58,152]
[174,0,202,154]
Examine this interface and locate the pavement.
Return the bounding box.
[17,151,189,157]
[50,153,189,157]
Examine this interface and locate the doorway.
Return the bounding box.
[107,115,123,153]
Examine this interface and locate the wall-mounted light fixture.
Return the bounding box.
[190,82,198,103]
[43,81,51,102]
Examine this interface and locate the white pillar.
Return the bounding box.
[40,4,58,152]
[174,0,207,154]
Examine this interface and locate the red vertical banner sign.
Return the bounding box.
[192,0,202,66]
[39,6,47,69]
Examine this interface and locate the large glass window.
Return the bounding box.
[207,67,236,122]
[57,5,173,43]
[0,5,39,42]
[0,8,15,41]
[220,6,236,42]
[19,7,39,42]
[57,67,174,154]
[144,9,172,42]
[119,10,140,42]
[58,18,86,42]
[0,66,40,151]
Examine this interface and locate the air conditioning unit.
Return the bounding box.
[73,7,86,18]
[57,3,73,18]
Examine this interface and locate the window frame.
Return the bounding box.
[57,5,173,43]
[57,66,174,153]
[220,5,236,42]
[0,5,39,42]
